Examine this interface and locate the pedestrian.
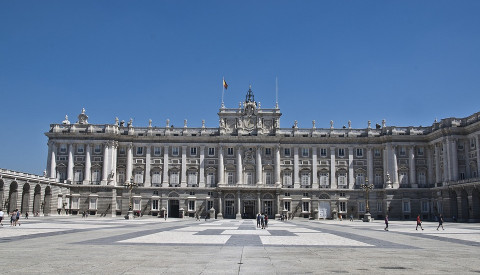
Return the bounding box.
[416,214,424,231]
[0,208,4,226]
[437,214,445,230]
[384,215,389,231]
[10,212,15,226]
[350,214,354,221]
[261,213,265,229]
[195,213,200,221]
[15,209,21,226]
[205,213,209,221]
[264,214,268,228]
[256,213,261,228]
[164,212,167,221]
[25,212,29,219]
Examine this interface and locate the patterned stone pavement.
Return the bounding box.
[1,216,480,274]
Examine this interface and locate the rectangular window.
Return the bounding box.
[72,197,79,209]
[152,171,161,185]
[471,138,476,148]
[152,200,159,210]
[460,172,465,180]
[417,147,424,156]
[301,172,310,186]
[358,202,365,212]
[338,173,347,186]
[77,145,84,154]
[403,201,411,213]
[319,173,329,186]
[418,172,426,185]
[188,172,197,186]
[283,172,292,186]
[376,202,382,212]
[207,173,215,186]
[320,148,327,157]
[133,199,140,211]
[265,172,272,185]
[136,147,143,155]
[154,147,161,156]
[172,147,179,156]
[356,148,363,157]
[207,200,214,210]
[94,145,102,154]
[208,147,215,156]
[339,202,346,212]
[117,171,125,184]
[227,147,234,156]
[265,148,272,156]
[421,201,429,213]
[303,192,309,197]
[115,198,121,211]
[60,144,67,154]
[91,169,101,184]
[399,172,408,185]
[374,173,382,186]
[338,148,345,157]
[284,201,291,211]
[284,192,290,196]
[89,198,97,210]
[170,171,179,185]
[188,201,195,211]
[246,172,254,185]
[356,173,364,185]
[284,148,291,157]
[374,149,381,157]
[302,202,310,212]
[302,148,309,157]
[399,147,406,156]
[227,172,234,185]
[119,147,126,155]
[190,147,197,156]
[74,169,83,183]
[134,170,144,184]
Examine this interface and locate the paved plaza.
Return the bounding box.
[1,216,480,274]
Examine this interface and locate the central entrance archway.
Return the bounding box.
[169,200,179,218]
[243,200,256,219]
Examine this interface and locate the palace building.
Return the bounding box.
[1,87,480,222]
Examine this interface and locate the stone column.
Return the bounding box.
[67,143,74,183]
[236,191,241,219]
[330,147,336,188]
[102,142,110,184]
[46,141,53,178]
[236,146,243,185]
[312,147,318,189]
[367,147,373,185]
[276,192,281,218]
[217,191,223,219]
[348,147,354,189]
[294,147,300,188]
[465,140,471,178]
[84,144,91,184]
[126,143,133,183]
[49,142,56,179]
[218,146,224,185]
[199,146,205,187]
[257,192,261,214]
[427,146,434,185]
[256,146,262,185]
[111,142,118,186]
[409,146,417,187]
[435,144,441,184]
[181,146,187,187]
[392,145,399,187]
[275,146,281,185]
[451,139,458,181]
[144,146,151,187]
[163,145,169,187]
[111,188,117,217]
[443,141,449,182]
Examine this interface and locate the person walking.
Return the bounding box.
[0,209,4,226]
[261,213,265,229]
[264,214,269,229]
[15,209,21,226]
[437,214,445,230]
[384,215,389,231]
[256,213,261,228]
[25,211,29,219]
[416,214,424,231]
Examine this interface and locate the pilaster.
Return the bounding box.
[348,147,354,189]
[256,146,262,185]
[330,147,336,188]
[294,147,300,188]
[145,146,151,187]
[181,146,187,187]
[67,143,74,183]
[199,146,205,187]
[312,147,318,189]
[163,145,169,187]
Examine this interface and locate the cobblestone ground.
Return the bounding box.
[1,216,479,274]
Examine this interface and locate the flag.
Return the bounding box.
[223,79,228,90]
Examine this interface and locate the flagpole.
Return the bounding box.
[275,76,279,109]
[221,76,225,108]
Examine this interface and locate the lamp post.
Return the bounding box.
[124,176,137,219]
[361,177,374,222]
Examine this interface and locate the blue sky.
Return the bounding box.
[1,1,480,175]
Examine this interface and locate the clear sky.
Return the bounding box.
[1,1,480,175]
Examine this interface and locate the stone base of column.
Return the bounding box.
[217,213,223,219]
[275,213,281,220]
[236,213,242,219]
[126,210,134,220]
[362,212,372,222]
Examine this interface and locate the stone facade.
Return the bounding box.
[2,87,480,221]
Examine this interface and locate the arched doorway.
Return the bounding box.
[33,185,41,215]
[168,192,179,218]
[472,188,480,221]
[21,183,30,214]
[44,186,52,215]
[318,193,331,219]
[449,191,458,221]
[460,190,469,221]
[224,193,235,219]
[8,182,18,213]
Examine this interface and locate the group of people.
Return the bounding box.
[384,214,445,231]
[256,213,269,229]
[0,209,22,226]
